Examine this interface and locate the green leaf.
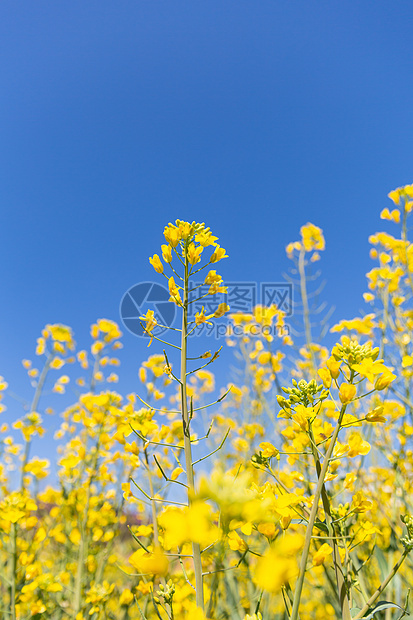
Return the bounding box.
[314,519,328,533]
[355,601,408,619]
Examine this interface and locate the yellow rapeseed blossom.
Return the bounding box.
[312,542,333,566]
[300,222,325,252]
[339,383,357,404]
[149,254,164,273]
[254,533,304,592]
[129,547,169,576]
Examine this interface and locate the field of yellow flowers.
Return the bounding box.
[2,186,413,620]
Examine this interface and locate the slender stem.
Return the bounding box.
[401,202,413,297]
[298,248,316,372]
[180,248,204,609]
[10,523,17,620]
[290,403,348,620]
[308,426,352,620]
[20,352,54,489]
[73,426,103,617]
[352,551,409,619]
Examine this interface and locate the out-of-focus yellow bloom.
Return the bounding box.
[318,367,332,388]
[380,207,400,223]
[346,432,371,458]
[254,533,304,593]
[129,547,169,576]
[286,241,302,257]
[300,222,325,252]
[214,303,230,318]
[351,491,372,513]
[24,458,50,479]
[313,542,333,566]
[119,589,134,606]
[159,502,219,549]
[259,442,279,458]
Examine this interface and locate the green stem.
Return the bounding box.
[10,523,17,620]
[180,248,204,610]
[298,248,316,373]
[20,352,54,489]
[73,428,103,617]
[352,551,409,619]
[308,427,352,620]
[290,403,348,620]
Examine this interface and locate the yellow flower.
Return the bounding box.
[375,371,396,390]
[214,303,230,318]
[259,442,279,458]
[195,308,213,326]
[69,528,82,545]
[119,589,134,606]
[24,458,50,479]
[159,502,218,549]
[257,523,277,539]
[343,472,357,490]
[161,244,172,263]
[351,358,388,383]
[36,337,46,356]
[351,491,372,513]
[347,432,371,458]
[149,254,163,273]
[313,542,333,566]
[366,406,386,423]
[195,230,218,247]
[168,276,182,305]
[176,219,193,239]
[187,243,203,265]
[318,367,332,388]
[210,245,228,263]
[402,355,413,368]
[286,241,302,257]
[163,224,181,247]
[339,383,356,404]
[326,357,341,379]
[300,222,325,252]
[139,310,157,346]
[187,609,209,620]
[129,547,169,576]
[388,188,401,205]
[254,534,304,593]
[341,413,362,428]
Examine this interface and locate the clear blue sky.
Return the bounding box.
[1,1,412,430]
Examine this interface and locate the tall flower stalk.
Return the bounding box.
[138,220,230,612]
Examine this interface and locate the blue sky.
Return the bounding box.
[1,1,412,438]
